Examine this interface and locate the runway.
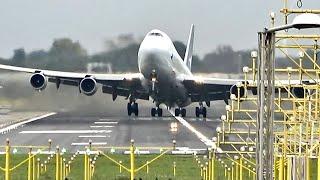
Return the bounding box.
[0,103,224,153]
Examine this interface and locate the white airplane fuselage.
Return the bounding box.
[138,30,192,108]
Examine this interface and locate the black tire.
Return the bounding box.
[181,108,186,117]
[195,107,200,117]
[127,103,132,116]
[202,107,207,118]
[151,108,156,117]
[174,108,180,116]
[157,108,163,117]
[133,103,139,116]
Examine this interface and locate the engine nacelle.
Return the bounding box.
[30,73,47,90]
[291,86,304,98]
[79,77,97,96]
[229,83,245,99]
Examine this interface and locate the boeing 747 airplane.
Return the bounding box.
[0,25,250,117]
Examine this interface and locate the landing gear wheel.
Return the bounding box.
[174,108,180,116]
[157,108,163,117]
[133,103,139,116]
[181,108,186,117]
[151,108,156,117]
[127,103,132,116]
[195,107,200,117]
[202,107,207,118]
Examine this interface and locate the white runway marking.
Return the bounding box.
[169,110,215,147]
[20,130,112,134]
[0,112,56,134]
[90,125,114,128]
[71,142,107,146]
[94,121,118,124]
[78,135,107,138]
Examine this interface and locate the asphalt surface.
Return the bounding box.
[0,102,225,153]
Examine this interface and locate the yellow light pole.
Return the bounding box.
[211,150,215,180]
[146,161,149,174]
[240,158,243,180]
[28,147,32,180]
[200,164,203,177]
[130,139,135,180]
[32,155,35,180]
[208,148,212,180]
[5,139,10,180]
[318,147,320,180]
[37,158,40,179]
[119,161,122,173]
[173,161,176,177]
[84,147,88,180]
[55,146,60,180]
[205,162,209,180]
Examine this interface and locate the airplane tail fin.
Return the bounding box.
[184,24,194,71]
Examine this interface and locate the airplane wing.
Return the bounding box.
[180,75,238,103]
[0,64,149,100]
[181,74,316,103]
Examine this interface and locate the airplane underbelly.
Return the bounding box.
[154,80,190,108]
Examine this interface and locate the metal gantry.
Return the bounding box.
[212,1,320,179]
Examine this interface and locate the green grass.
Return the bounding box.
[0,153,317,179]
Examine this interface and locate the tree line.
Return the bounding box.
[2,36,307,73]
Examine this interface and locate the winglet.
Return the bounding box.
[184,24,194,71]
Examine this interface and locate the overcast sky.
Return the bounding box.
[0,0,319,58]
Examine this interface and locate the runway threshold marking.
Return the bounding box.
[0,112,56,134]
[169,110,214,147]
[19,130,112,134]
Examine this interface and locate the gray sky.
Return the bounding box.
[0,0,319,58]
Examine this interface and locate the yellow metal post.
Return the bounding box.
[55,146,60,180]
[5,139,10,180]
[119,161,122,173]
[173,161,176,177]
[130,139,135,180]
[60,156,63,180]
[28,147,32,180]
[146,161,149,174]
[84,150,88,180]
[318,150,320,180]
[32,155,35,180]
[37,158,40,179]
[306,155,310,180]
[200,164,203,177]
[279,156,284,180]
[240,158,243,180]
[211,152,215,180]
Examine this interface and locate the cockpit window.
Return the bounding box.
[149,32,163,37]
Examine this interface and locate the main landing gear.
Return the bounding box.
[127,102,139,116]
[174,108,186,117]
[151,107,163,117]
[195,102,207,118]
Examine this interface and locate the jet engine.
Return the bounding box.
[229,82,245,99]
[30,73,47,90]
[291,86,304,98]
[79,77,97,96]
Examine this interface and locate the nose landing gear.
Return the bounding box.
[127,102,139,116]
[195,102,207,118]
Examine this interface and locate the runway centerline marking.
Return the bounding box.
[94,122,118,124]
[90,125,114,128]
[78,135,107,138]
[19,130,112,134]
[71,142,107,146]
[169,110,215,147]
[0,112,56,134]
